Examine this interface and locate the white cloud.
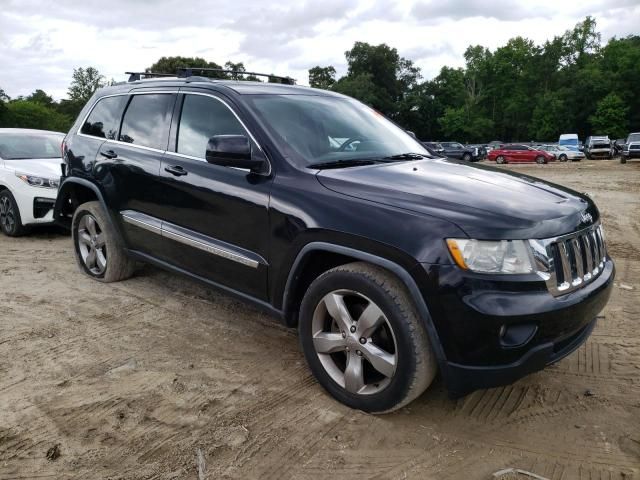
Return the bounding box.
[0,0,637,100]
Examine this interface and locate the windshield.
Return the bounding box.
[559,138,578,146]
[627,133,640,142]
[0,133,63,160]
[245,94,432,167]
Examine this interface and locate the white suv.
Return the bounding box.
[0,128,64,236]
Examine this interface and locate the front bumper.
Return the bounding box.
[415,258,615,397]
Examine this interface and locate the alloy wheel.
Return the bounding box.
[0,196,16,234]
[77,213,107,275]
[311,290,398,395]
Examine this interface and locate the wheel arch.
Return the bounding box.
[281,242,449,376]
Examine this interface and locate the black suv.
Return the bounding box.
[440,142,481,161]
[54,70,615,413]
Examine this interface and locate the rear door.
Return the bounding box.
[97,91,177,255]
[156,91,273,300]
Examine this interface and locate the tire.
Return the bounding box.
[496,155,506,164]
[535,156,546,164]
[462,153,472,162]
[0,190,28,237]
[559,154,568,162]
[72,201,135,282]
[299,262,437,413]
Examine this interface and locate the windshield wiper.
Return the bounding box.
[383,153,426,160]
[307,159,384,169]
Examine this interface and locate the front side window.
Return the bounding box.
[119,94,174,150]
[81,95,128,140]
[177,94,247,158]
[245,94,431,167]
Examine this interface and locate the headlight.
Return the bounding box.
[16,173,59,189]
[446,239,534,274]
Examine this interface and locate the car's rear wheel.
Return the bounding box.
[462,152,472,162]
[535,155,546,164]
[559,154,568,162]
[299,262,437,413]
[72,201,135,282]
[0,190,27,237]
[496,155,506,164]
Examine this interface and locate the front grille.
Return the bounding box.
[531,224,606,297]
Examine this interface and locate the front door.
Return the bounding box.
[157,91,272,300]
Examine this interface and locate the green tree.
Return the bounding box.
[68,67,105,103]
[332,74,383,108]
[4,100,72,132]
[529,91,570,140]
[26,89,54,106]
[308,66,336,89]
[589,93,628,138]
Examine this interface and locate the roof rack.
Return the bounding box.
[177,67,296,85]
[125,71,175,82]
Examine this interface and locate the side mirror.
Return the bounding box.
[205,135,265,172]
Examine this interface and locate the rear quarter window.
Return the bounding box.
[81,95,128,140]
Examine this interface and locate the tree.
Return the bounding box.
[3,100,72,132]
[26,89,54,106]
[589,93,629,138]
[148,56,224,78]
[529,91,570,140]
[68,67,105,103]
[308,66,336,89]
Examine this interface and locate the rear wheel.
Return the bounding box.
[496,155,506,164]
[0,190,27,237]
[535,155,546,164]
[462,152,472,162]
[559,154,568,162]
[72,201,135,282]
[299,262,437,413]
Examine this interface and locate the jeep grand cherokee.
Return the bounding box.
[54,69,615,413]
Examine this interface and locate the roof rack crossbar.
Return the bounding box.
[125,71,175,82]
[177,67,296,85]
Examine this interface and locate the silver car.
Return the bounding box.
[540,145,584,162]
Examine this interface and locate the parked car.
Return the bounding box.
[487,144,556,164]
[440,142,481,161]
[621,132,640,164]
[584,136,613,159]
[0,128,64,236]
[466,144,488,160]
[558,133,581,152]
[54,69,614,413]
[421,141,445,157]
[539,145,584,162]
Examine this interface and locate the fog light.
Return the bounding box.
[499,323,538,348]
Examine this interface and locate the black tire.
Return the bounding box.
[72,201,135,282]
[0,190,28,237]
[559,154,568,162]
[535,155,546,164]
[496,155,506,164]
[462,152,472,162]
[299,262,437,413]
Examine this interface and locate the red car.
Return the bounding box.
[487,144,556,164]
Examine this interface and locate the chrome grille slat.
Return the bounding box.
[532,222,607,297]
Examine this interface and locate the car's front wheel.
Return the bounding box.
[559,154,568,162]
[496,155,506,164]
[299,262,437,413]
[72,201,135,282]
[535,155,546,164]
[0,190,27,237]
[462,152,472,161]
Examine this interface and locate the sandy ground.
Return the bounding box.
[1,159,639,480]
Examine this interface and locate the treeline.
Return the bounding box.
[312,17,640,142]
[2,16,638,142]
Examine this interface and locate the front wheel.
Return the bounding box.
[559,154,568,162]
[0,190,27,237]
[496,155,506,164]
[462,152,472,162]
[299,262,437,413]
[535,156,546,164]
[72,201,136,282]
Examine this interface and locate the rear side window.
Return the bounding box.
[119,94,174,150]
[177,94,247,158]
[81,95,128,140]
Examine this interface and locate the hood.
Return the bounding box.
[316,158,598,239]
[2,158,62,178]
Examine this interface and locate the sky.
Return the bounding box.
[0,0,638,100]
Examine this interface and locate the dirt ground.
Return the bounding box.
[1,159,639,480]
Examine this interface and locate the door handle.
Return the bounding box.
[100,150,118,159]
[164,165,188,176]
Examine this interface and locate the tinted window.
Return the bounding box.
[81,95,128,140]
[119,94,173,149]
[177,95,247,158]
